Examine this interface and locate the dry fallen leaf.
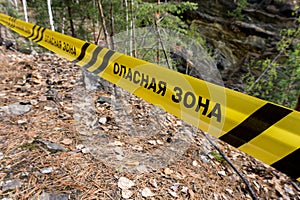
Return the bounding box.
[189,189,195,199]
[148,140,157,145]
[61,138,73,145]
[98,117,107,124]
[156,140,164,145]
[141,187,155,197]
[192,160,198,166]
[118,177,135,190]
[168,189,178,198]
[149,179,158,188]
[181,186,188,193]
[109,141,124,146]
[122,189,133,199]
[164,168,174,175]
[218,170,226,176]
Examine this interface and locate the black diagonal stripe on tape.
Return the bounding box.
[93,50,115,74]
[33,27,45,42]
[82,46,103,69]
[72,42,91,63]
[27,25,37,39]
[31,26,42,41]
[271,148,300,180]
[34,27,46,43]
[219,103,292,148]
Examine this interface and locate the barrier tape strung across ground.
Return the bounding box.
[1,13,299,181]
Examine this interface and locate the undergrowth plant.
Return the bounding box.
[243,16,300,109]
[228,0,248,19]
[135,1,198,34]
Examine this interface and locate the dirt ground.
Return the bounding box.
[0,47,299,199]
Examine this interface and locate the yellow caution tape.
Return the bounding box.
[1,13,299,181]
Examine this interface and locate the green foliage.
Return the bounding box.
[27,0,48,27]
[209,151,225,163]
[0,0,22,18]
[1,0,198,43]
[131,1,198,68]
[243,16,300,108]
[99,1,197,36]
[21,143,36,151]
[228,0,248,19]
[187,21,206,48]
[135,1,198,34]
[25,0,99,40]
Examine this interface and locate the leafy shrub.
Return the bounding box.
[243,17,300,109]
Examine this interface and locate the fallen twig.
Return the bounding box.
[199,130,258,200]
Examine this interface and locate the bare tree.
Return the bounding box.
[47,0,55,31]
[130,0,136,57]
[22,0,33,49]
[156,0,160,64]
[97,0,111,48]
[124,0,129,54]
[22,0,28,22]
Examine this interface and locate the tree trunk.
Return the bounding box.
[110,2,115,50]
[62,14,65,34]
[125,0,129,54]
[22,0,28,22]
[156,0,160,64]
[97,0,111,48]
[22,0,33,49]
[130,0,136,57]
[295,94,300,111]
[66,0,75,37]
[47,0,55,31]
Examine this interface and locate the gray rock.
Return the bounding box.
[199,154,210,163]
[39,192,69,200]
[0,102,31,116]
[96,96,120,108]
[34,139,67,152]
[83,71,109,91]
[136,165,149,173]
[114,147,124,155]
[2,179,22,192]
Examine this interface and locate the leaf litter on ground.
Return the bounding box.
[0,48,299,199]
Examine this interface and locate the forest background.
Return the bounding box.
[1,0,299,109]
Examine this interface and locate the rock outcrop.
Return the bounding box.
[185,0,299,85]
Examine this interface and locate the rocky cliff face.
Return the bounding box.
[185,0,299,87]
